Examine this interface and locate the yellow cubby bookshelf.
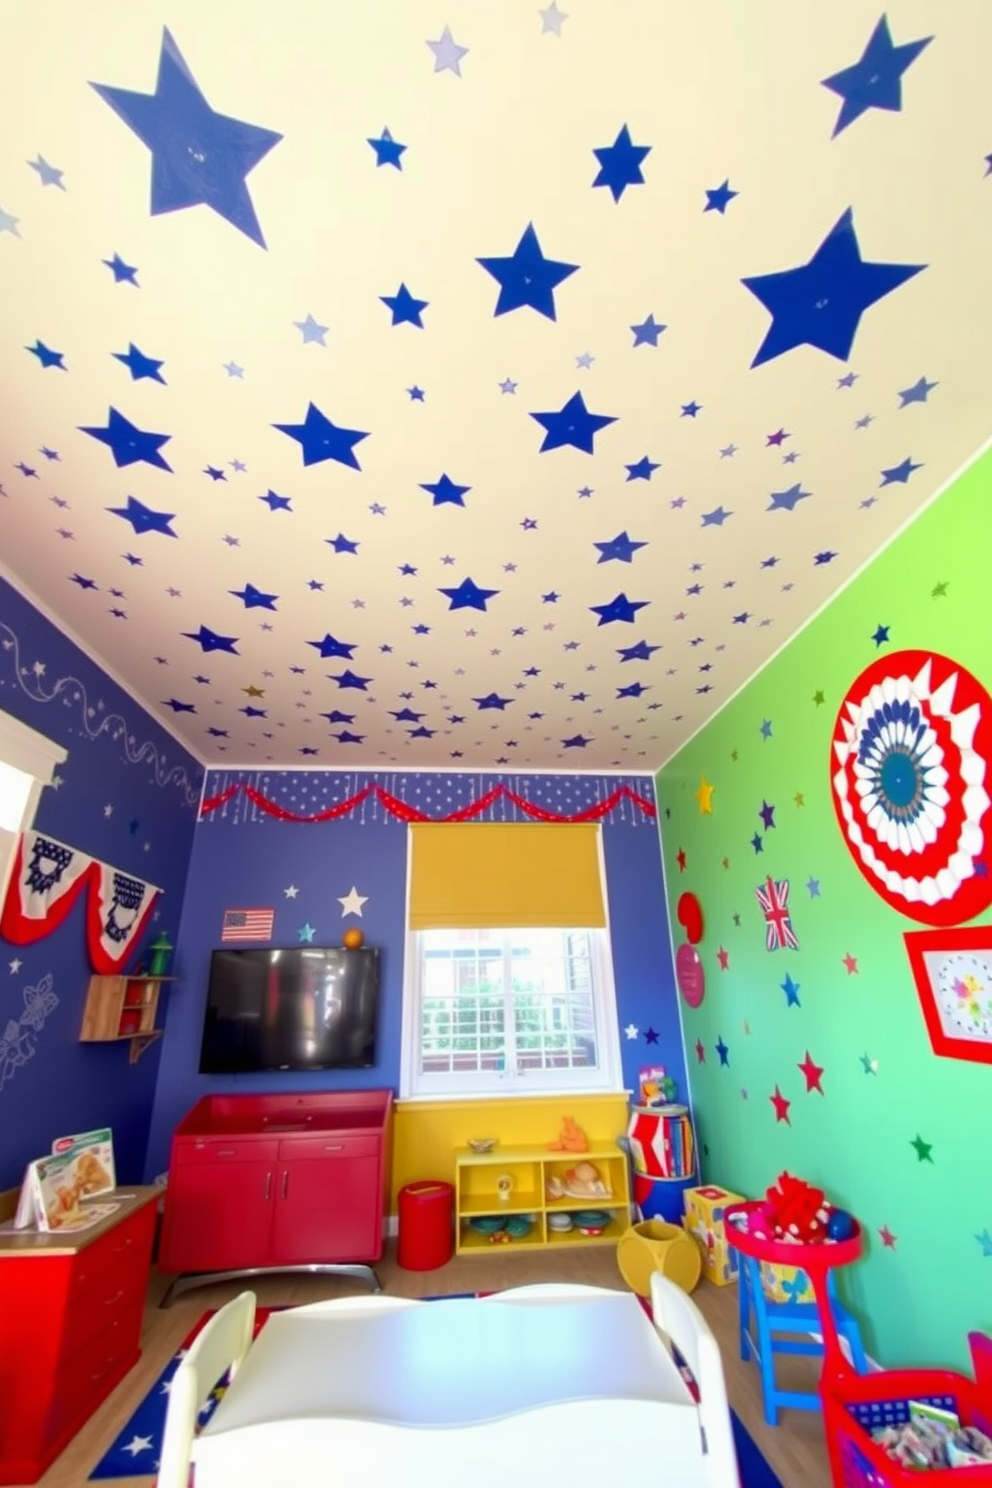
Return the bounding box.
[454,1143,631,1255]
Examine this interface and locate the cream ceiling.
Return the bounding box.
[2,0,990,773]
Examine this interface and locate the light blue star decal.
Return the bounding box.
[976,1229,992,1258]
[742,208,925,367]
[426,26,469,76]
[821,15,932,138]
[880,457,922,485]
[898,376,937,407]
[760,718,773,739]
[439,578,500,612]
[592,124,651,202]
[806,878,821,897]
[477,222,578,320]
[297,922,316,944]
[91,27,282,247]
[630,313,666,346]
[701,506,732,526]
[0,205,21,236]
[595,532,647,564]
[113,343,166,383]
[224,360,244,377]
[295,313,329,345]
[28,154,66,189]
[80,407,173,470]
[367,127,406,169]
[420,474,470,507]
[380,283,429,327]
[781,973,801,1007]
[273,402,369,469]
[705,179,738,213]
[530,390,617,454]
[590,594,648,625]
[767,483,811,512]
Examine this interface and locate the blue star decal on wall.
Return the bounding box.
[273,402,370,469]
[530,391,617,454]
[595,532,647,564]
[701,506,732,526]
[704,179,738,214]
[380,283,429,327]
[768,482,811,512]
[871,623,891,647]
[630,314,666,347]
[91,27,283,248]
[367,127,406,169]
[419,474,470,507]
[625,456,660,482]
[814,550,838,565]
[477,222,578,320]
[898,376,937,406]
[230,583,278,610]
[742,208,925,367]
[308,634,356,659]
[821,15,932,138]
[103,253,139,285]
[715,1036,730,1066]
[204,465,226,481]
[439,578,500,611]
[183,625,240,653]
[880,457,922,484]
[781,973,802,1007]
[26,340,66,370]
[592,124,651,202]
[474,693,512,710]
[80,408,173,470]
[590,594,648,625]
[112,343,166,383]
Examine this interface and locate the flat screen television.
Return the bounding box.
[198,946,380,1073]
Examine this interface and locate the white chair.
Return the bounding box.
[650,1272,740,1488]
[158,1290,257,1488]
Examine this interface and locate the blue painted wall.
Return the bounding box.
[145,769,684,1178]
[0,576,203,1189]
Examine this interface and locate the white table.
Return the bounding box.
[193,1287,735,1488]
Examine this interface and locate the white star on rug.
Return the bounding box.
[338,885,368,917]
[122,1434,155,1456]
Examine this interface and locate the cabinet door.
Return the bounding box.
[270,1154,382,1264]
[160,1160,273,1272]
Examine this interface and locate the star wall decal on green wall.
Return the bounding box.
[910,1134,933,1163]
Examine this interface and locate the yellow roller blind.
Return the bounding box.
[408,822,606,929]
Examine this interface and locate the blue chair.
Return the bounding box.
[735,1250,868,1426]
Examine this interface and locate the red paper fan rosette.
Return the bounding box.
[830,650,992,926]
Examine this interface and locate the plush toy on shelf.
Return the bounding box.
[547,1116,589,1153]
[746,1170,854,1246]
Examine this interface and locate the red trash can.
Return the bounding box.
[397,1180,455,1271]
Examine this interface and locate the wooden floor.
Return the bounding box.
[34,1242,833,1488]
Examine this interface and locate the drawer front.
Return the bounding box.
[174,1137,280,1165]
[46,1298,144,1448]
[62,1245,149,1364]
[277,1134,379,1161]
[70,1202,157,1298]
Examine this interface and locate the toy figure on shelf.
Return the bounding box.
[546,1160,612,1201]
[547,1116,588,1153]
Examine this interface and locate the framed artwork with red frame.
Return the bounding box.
[904,922,992,1065]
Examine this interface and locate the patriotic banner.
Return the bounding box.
[754,875,800,952]
[1,830,161,974]
[221,907,275,942]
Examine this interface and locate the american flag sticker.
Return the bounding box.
[221,908,275,942]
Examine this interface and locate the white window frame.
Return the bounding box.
[0,709,67,909]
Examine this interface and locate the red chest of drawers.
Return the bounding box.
[0,1188,158,1485]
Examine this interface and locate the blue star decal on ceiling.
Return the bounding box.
[204,465,226,481]
[742,208,925,367]
[113,343,166,383]
[260,489,291,512]
[681,401,702,417]
[91,27,283,248]
[590,594,648,625]
[821,15,932,139]
[474,693,512,710]
[701,506,732,526]
[183,625,239,653]
[295,313,329,346]
[767,482,812,512]
[881,457,922,484]
[327,533,359,554]
[426,26,469,76]
[704,179,738,214]
[591,124,651,202]
[70,574,98,590]
[28,154,66,189]
[162,698,195,713]
[439,578,500,611]
[419,474,470,507]
[107,499,176,541]
[230,583,278,610]
[625,456,660,482]
[898,376,937,406]
[814,550,838,565]
[380,283,429,327]
[26,340,66,370]
[308,633,356,659]
[321,710,355,724]
[80,407,173,470]
[367,127,406,169]
[562,734,592,748]
[617,682,649,699]
[329,670,372,690]
[477,222,578,320]
[630,314,666,347]
[273,402,369,469]
[618,640,660,662]
[103,253,139,285]
[595,532,647,564]
[530,391,617,454]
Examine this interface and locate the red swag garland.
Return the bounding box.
[199,780,656,825]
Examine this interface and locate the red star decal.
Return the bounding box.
[798,1051,824,1094]
[770,1084,791,1123]
[878,1225,897,1249]
[716,946,730,970]
[676,847,688,872]
[695,1039,706,1063]
[842,953,859,975]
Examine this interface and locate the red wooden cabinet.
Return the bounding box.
[159,1091,393,1276]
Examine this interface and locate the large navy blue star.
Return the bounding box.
[380,283,429,327]
[419,474,470,507]
[595,531,647,564]
[439,578,500,612]
[590,594,648,625]
[113,343,166,383]
[742,209,925,367]
[80,407,173,470]
[473,693,512,710]
[91,27,282,247]
[562,734,592,748]
[230,583,278,610]
[821,15,932,138]
[618,640,660,662]
[273,402,369,469]
[592,125,651,202]
[530,391,617,454]
[183,625,239,653]
[476,223,578,321]
[329,670,372,690]
[106,496,177,536]
[308,633,356,659]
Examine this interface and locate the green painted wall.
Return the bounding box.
[655,446,992,1372]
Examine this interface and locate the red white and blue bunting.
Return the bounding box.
[0,831,161,974]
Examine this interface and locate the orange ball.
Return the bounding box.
[342,927,364,950]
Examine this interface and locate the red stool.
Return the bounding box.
[397,1181,454,1271]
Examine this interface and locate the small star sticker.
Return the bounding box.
[426,25,469,76]
[284,884,299,898]
[716,947,730,971]
[715,1037,730,1066]
[338,886,368,917]
[704,179,738,214]
[644,1026,660,1045]
[931,580,948,598]
[842,952,859,975]
[770,1086,791,1124]
[676,848,687,872]
[878,1225,897,1249]
[624,1023,639,1040]
[781,974,802,1007]
[871,623,890,647]
[806,877,821,898]
[591,124,651,202]
[695,1039,706,1064]
[367,126,407,169]
[860,1052,878,1075]
[798,1051,825,1094]
[910,1134,933,1163]
[898,375,937,407]
[297,922,317,944]
[695,776,714,814]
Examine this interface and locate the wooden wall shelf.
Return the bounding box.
[79,974,175,1063]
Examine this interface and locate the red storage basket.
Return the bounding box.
[396,1180,454,1271]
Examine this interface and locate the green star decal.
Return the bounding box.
[931,581,948,598]
[910,1134,933,1163]
[812,690,825,705]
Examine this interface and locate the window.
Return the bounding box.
[0,709,67,908]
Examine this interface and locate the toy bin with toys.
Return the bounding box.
[682,1183,744,1286]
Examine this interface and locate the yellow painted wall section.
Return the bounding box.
[390,1093,631,1210]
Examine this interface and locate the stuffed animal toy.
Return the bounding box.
[749,1170,830,1243]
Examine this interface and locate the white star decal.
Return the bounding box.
[283,884,299,899]
[122,1434,155,1457]
[9,959,22,974]
[103,803,114,817]
[338,886,368,917]
[624,1023,639,1040]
